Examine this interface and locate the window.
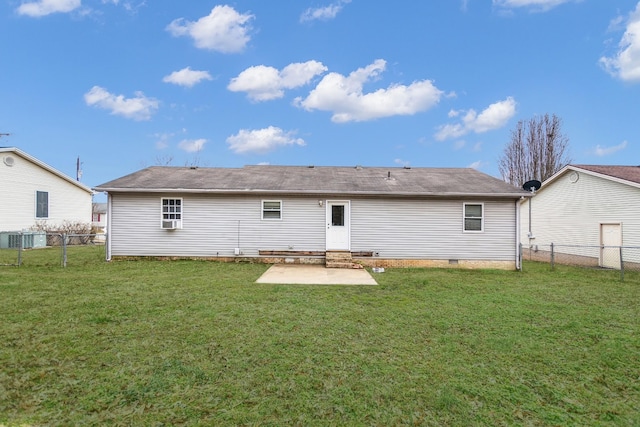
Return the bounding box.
[161,198,182,227]
[463,203,483,232]
[36,191,48,218]
[262,200,282,220]
[331,205,345,226]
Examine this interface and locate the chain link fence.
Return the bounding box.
[521,243,640,280]
[0,231,106,267]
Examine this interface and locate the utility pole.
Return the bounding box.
[76,156,83,181]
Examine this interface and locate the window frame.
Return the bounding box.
[463,202,484,233]
[161,197,183,228]
[262,200,282,220]
[35,191,49,219]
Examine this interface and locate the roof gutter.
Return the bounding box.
[93,187,531,199]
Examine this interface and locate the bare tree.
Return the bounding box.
[499,113,571,186]
[154,154,174,166]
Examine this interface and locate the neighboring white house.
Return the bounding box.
[520,164,640,268]
[92,202,108,231]
[95,165,530,270]
[0,147,93,232]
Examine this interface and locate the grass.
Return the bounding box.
[1,248,639,425]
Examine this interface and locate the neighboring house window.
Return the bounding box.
[463,203,483,232]
[162,198,182,227]
[262,200,282,220]
[36,191,49,218]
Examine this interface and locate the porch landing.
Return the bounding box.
[255,264,378,285]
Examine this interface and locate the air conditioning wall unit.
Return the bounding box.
[161,220,179,230]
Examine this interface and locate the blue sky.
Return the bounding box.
[1,0,639,195]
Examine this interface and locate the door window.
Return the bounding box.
[331,205,344,226]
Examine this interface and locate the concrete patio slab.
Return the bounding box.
[256,264,378,285]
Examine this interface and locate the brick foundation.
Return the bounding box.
[111,255,516,270]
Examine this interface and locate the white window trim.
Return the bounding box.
[262,200,282,220]
[161,197,183,229]
[463,202,484,233]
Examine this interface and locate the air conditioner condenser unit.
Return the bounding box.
[162,220,178,230]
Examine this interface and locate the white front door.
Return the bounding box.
[600,223,622,269]
[326,201,350,250]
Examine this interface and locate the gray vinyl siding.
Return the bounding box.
[110,194,326,257]
[521,171,640,254]
[110,193,517,261]
[351,198,516,260]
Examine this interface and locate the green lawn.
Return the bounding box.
[1,248,639,426]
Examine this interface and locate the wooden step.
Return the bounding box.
[325,250,352,261]
[325,251,362,269]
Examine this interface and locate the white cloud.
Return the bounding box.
[166,5,253,53]
[300,0,351,22]
[226,126,305,154]
[17,0,81,17]
[600,2,640,82]
[435,97,516,141]
[84,86,159,121]
[394,158,410,167]
[163,67,213,87]
[295,59,443,122]
[228,61,328,101]
[153,132,172,150]
[178,138,207,153]
[493,0,574,12]
[111,1,145,14]
[594,140,628,156]
[468,160,488,169]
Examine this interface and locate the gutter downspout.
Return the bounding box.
[106,193,112,262]
[515,197,525,270]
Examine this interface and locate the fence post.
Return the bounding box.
[550,243,555,270]
[17,231,23,267]
[620,246,624,282]
[520,243,523,271]
[62,233,68,267]
[517,243,522,271]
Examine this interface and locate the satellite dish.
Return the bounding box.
[522,180,541,192]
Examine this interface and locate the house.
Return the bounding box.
[94,165,530,269]
[520,164,640,269]
[92,202,108,242]
[92,202,108,231]
[0,147,93,234]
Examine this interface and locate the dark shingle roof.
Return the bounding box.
[94,165,528,198]
[572,165,640,185]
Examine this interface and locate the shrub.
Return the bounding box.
[31,220,94,245]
